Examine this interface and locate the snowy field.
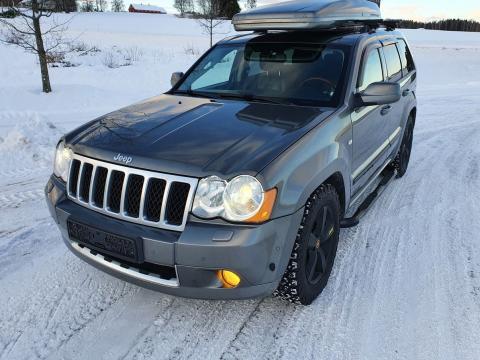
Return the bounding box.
[1,12,480,360]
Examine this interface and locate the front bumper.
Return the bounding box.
[45,175,303,300]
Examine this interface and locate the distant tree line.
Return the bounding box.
[398,19,480,33]
[174,0,244,19]
[0,0,76,12]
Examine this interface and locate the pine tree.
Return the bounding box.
[111,0,124,12]
[218,0,240,19]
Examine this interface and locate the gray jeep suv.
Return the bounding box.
[45,10,416,305]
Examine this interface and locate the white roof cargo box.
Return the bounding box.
[232,0,382,31]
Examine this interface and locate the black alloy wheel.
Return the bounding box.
[274,184,341,305]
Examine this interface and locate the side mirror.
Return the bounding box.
[356,82,401,107]
[170,72,184,88]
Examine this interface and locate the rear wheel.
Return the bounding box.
[274,185,340,305]
[394,116,414,178]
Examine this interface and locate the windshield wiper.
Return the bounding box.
[215,93,288,105]
[173,90,290,105]
[173,89,217,99]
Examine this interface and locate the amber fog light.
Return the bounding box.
[217,270,241,288]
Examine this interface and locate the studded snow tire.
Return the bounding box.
[274,184,341,305]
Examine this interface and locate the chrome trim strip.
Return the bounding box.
[159,181,171,225]
[138,177,149,220]
[351,105,379,124]
[71,241,179,287]
[103,169,112,210]
[67,153,198,232]
[352,138,389,180]
[388,126,401,144]
[76,162,84,200]
[352,127,401,180]
[350,157,392,209]
[119,173,129,215]
[400,73,413,88]
[88,165,97,205]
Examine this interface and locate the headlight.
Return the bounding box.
[223,175,264,221]
[53,141,73,182]
[192,176,226,218]
[192,175,276,223]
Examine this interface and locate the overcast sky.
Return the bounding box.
[147,0,480,21]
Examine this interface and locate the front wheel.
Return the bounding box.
[274,185,340,305]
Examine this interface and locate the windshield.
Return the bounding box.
[175,42,349,107]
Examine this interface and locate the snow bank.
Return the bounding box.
[0,113,63,170]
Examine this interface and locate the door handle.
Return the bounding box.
[402,89,411,97]
[380,105,391,116]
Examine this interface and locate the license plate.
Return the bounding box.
[67,220,139,262]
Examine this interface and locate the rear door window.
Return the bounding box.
[396,40,415,76]
[383,44,402,81]
[358,48,384,92]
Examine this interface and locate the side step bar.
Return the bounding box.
[340,167,395,228]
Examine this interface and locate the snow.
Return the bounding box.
[1,13,480,359]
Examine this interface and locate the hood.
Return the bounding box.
[66,94,331,178]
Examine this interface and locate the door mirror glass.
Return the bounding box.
[171,72,184,88]
[357,82,401,106]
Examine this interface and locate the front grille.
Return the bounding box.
[67,154,198,231]
[144,178,166,222]
[93,167,108,207]
[69,160,81,196]
[108,171,125,213]
[79,163,93,202]
[125,174,144,217]
[166,182,191,225]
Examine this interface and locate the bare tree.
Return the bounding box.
[80,0,94,11]
[111,0,124,12]
[0,0,71,93]
[196,0,225,48]
[174,0,193,16]
[95,0,107,11]
[245,0,256,9]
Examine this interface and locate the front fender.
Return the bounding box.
[258,109,352,219]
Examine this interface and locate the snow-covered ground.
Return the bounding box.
[1,13,480,360]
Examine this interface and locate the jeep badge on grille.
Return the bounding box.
[114,153,133,165]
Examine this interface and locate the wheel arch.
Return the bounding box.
[323,172,346,217]
[409,106,417,126]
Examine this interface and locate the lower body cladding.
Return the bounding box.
[45,175,303,300]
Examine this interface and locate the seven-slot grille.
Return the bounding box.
[66,154,198,231]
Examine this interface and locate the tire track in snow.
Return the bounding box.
[0,189,45,208]
[121,298,259,360]
[219,298,294,360]
[0,236,138,360]
[0,165,48,182]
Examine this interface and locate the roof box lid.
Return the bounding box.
[232,0,382,31]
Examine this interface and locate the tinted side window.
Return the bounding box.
[358,49,383,91]
[383,44,402,80]
[396,40,415,75]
